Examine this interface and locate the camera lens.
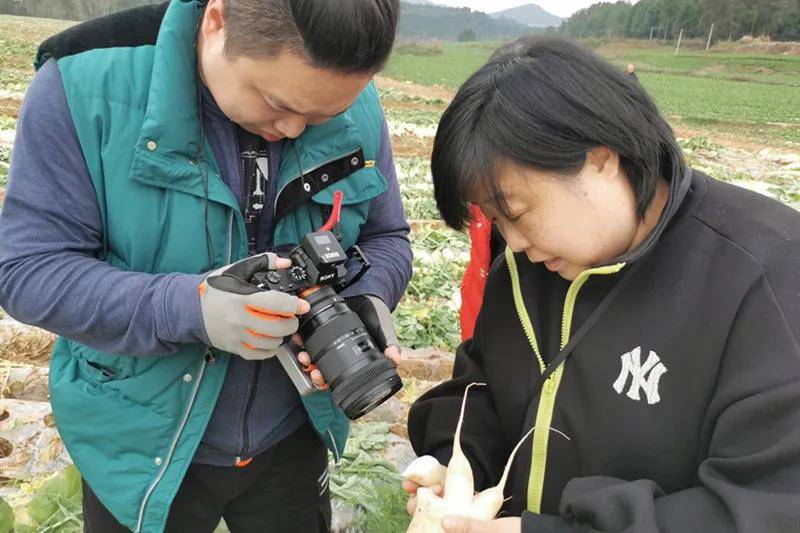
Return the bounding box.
[299,287,403,420]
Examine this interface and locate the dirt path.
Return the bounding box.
[0,98,21,120]
[671,121,796,153]
[390,133,433,158]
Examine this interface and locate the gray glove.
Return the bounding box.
[199,252,306,360]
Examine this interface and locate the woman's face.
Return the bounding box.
[477,148,666,281]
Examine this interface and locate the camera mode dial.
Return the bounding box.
[290,267,307,283]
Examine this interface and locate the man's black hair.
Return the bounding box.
[431,36,684,230]
[225,0,399,73]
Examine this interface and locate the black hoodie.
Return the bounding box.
[407,166,800,532]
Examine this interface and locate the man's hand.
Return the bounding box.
[441,517,521,533]
[295,294,402,388]
[293,334,327,389]
[345,294,403,366]
[199,252,310,359]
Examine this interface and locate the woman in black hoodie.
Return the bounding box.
[405,37,800,533]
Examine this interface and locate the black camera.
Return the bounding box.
[250,231,403,420]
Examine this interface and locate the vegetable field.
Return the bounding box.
[1,12,799,533]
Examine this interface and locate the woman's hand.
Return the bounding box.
[402,479,443,515]
[403,479,521,531]
[441,516,521,533]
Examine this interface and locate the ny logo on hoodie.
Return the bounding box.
[612,346,668,405]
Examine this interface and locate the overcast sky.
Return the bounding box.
[430,1,636,18]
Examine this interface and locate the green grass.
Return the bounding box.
[0,146,11,186]
[384,106,443,128]
[0,116,17,130]
[678,135,722,152]
[638,72,800,130]
[385,41,800,90]
[384,41,500,89]
[384,41,800,143]
[770,177,800,209]
[600,47,800,87]
[379,86,448,106]
[353,482,412,533]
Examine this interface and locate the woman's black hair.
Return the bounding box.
[432,36,684,230]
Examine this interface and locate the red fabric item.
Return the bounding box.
[460,205,493,340]
[318,190,344,231]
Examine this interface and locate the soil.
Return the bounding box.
[390,133,433,158]
[0,97,21,119]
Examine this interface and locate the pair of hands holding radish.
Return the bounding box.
[402,466,521,533]
[400,383,533,533]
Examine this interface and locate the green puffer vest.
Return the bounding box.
[46,1,386,531]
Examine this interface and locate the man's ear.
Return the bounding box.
[201,0,226,40]
[584,147,620,181]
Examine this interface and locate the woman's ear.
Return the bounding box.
[584,147,620,181]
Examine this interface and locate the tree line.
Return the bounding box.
[3,0,798,43]
[561,0,800,42]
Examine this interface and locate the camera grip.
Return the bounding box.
[273,341,316,396]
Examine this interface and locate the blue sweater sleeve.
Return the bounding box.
[339,116,413,310]
[0,59,207,356]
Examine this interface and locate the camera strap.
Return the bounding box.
[237,128,270,254]
[273,148,366,225]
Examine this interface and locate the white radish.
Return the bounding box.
[442,381,484,513]
[468,423,536,520]
[402,455,447,487]
[406,486,449,532]
[405,382,538,532]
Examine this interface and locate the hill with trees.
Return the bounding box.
[398,2,538,41]
[560,0,800,41]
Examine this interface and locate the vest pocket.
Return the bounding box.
[49,349,176,531]
[81,359,124,383]
[70,341,136,385]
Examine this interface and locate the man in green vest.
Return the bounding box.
[0,1,411,531]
